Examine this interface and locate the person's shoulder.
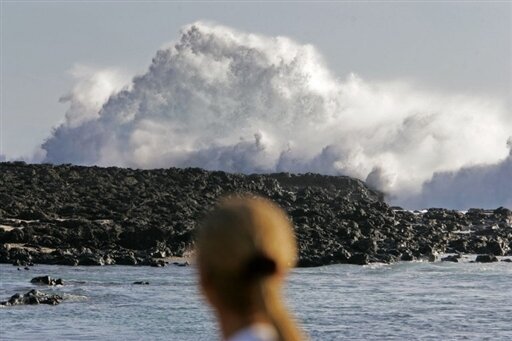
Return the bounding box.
[227,323,278,341]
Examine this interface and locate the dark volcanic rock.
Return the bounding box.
[31,275,63,286]
[1,289,62,306]
[348,253,369,265]
[150,259,166,267]
[441,255,460,263]
[114,251,138,265]
[475,254,499,263]
[0,162,511,267]
[78,255,105,266]
[400,251,415,261]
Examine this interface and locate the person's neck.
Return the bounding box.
[219,309,272,340]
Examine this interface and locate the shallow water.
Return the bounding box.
[1,262,511,340]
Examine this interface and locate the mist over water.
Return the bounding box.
[409,145,512,209]
[41,22,511,209]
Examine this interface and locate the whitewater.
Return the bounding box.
[39,22,511,210]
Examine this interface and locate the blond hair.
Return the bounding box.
[196,195,304,341]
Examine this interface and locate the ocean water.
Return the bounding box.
[0,261,511,340]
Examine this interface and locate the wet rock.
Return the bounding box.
[59,256,79,266]
[347,253,369,265]
[103,255,116,265]
[448,239,468,253]
[114,252,138,265]
[79,255,105,266]
[150,259,166,267]
[31,275,63,286]
[334,248,351,263]
[151,250,166,258]
[475,254,499,263]
[400,251,415,261]
[352,238,378,253]
[375,253,399,264]
[484,239,509,256]
[1,289,62,306]
[441,255,460,263]
[419,244,434,256]
[297,257,320,267]
[9,248,33,266]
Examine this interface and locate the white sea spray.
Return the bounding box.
[41,22,512,209]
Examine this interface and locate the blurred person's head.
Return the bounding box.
[196,195,303,341]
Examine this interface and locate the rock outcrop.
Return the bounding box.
[30,275,63,286]
[0,162,511,266]
[1,289,62,306]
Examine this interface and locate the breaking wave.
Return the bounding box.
[41,22,512,209]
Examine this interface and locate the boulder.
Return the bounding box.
[483,240,506,256]
[1,289,62,306]
[475,254,498,263]
[151,250,166,258]
[347,253,369,265]
[30,275,63,286]
[352,238,378,253]
[79,255,105,266]
[400,250,414,261]
[114,253,138,265]
[441,255,460,263]
[150,259,166,267]
[448,239,468,253]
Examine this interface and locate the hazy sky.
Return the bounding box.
[1,1,511,159]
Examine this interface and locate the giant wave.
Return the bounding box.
[41,22,512,209]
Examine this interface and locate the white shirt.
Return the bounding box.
[226,323,279,341]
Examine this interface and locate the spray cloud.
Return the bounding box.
[42,22,511,209]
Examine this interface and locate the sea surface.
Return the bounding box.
[0,261,511,340]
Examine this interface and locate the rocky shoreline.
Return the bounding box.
[0,162,511,267]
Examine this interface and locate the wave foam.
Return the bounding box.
[41,22,512,209]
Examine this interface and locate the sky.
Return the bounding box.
[2,1,510,159]
[1,1,511,209]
